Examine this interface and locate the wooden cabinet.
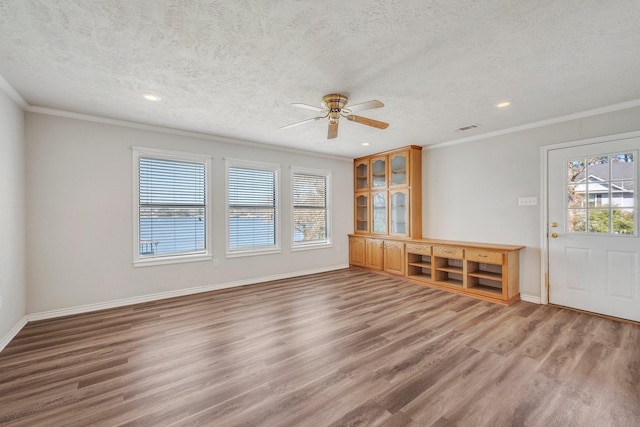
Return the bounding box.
[365,238,384,271]
[349,235,365,267]
[350,235,524,306]
[406,243,433,282]
[433,245,465,288]
[389,189,408,236]
[354,159,369,191]
[350,145,522,305]
[384,240,405,276]
[354,192,369,233]
[371,191,388,234]
[405,240,522,305]
[353,146,422,238]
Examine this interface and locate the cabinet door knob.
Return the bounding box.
[551,232,558,238]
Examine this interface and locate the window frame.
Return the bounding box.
[290,167,333,250]
[132,146,212,267]
[225,158,281,258]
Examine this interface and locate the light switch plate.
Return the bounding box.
[518,196,537,206]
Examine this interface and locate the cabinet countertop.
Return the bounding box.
[348,234,525,252]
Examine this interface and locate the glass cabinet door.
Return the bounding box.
[372,191,387,233]
[390,152,408,187]
[354,159,369,190]
[390,190,408,235]
[371,157,387,188]
[355,193,369,233]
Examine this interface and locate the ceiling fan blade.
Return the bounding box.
[327,121,339,139]
[291,103,325,112]
[346,100,384,112]
[280,116,325,129]
[346,115,389,130]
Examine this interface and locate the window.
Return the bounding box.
[292,168,332,249]
[226,160,280,256]
[566,152,636,235]
[132,147,211,266]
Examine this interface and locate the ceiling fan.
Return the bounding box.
[281,93,389,139]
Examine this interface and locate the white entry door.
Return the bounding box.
[548,135,640,321]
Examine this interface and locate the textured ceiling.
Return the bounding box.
[1,0,639,158]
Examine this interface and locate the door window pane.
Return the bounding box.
[566,152,635,235]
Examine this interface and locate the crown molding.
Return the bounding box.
[26,105,352,162]
[426,98,640,150]
[0,74,29,109]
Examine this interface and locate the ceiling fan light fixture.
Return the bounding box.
[282,93,389,139]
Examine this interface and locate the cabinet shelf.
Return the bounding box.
[435,266,463,274]
[409,261,432,268]
[435,278,464,287]
[468,282,503,296]
[408,272,431,281]
[468,271,502,281]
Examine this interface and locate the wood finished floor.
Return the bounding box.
[1,268,640,427]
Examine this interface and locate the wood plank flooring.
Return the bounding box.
[1,268,639,426]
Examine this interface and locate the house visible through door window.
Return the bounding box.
[566,152,635,235]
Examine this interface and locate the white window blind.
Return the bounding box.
[293,172,329,246]
[227,164,279,252]
[139,157,207,258]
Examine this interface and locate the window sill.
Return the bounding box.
[291,242,333,252]
[133,254,212,268]
[225,248,282,258]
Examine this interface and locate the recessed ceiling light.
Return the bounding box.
[361,142,370,146]
[496,101,511,108]
[143,93,162,101]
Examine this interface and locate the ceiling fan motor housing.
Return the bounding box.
[322,93,348,111]
[323,94,348,124]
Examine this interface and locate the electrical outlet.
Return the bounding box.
[0,295,3,308]
[518,196,537,206]
[213,259,219,267]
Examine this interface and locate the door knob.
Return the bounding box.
[551,232,558,238]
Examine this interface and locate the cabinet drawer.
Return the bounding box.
[433,246,464,259]
[466,249,503,264]
[405,243,431,255]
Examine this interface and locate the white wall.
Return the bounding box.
[25,112,353,315]
[0,89,26,343]
[423,106,640,299]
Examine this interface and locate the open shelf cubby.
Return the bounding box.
[434,257,464,287]
[407,253,432,281]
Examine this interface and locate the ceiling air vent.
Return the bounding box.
[457,123,480,131]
